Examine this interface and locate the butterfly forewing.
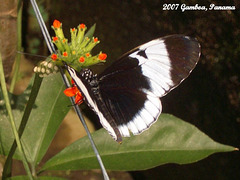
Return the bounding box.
[98,35,200,138]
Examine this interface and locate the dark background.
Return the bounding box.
[23,0,240,179]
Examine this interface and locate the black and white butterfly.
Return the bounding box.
[66,35,201,142]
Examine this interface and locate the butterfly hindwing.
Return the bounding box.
[99,71,162,136]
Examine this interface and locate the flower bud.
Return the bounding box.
[51,20,65,39]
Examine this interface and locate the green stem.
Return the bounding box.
[2,74,43,179]
[0,52,33,179]
[9,0,23,93]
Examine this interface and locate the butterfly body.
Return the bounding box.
[67,68,122,142]
[66,35,201,142]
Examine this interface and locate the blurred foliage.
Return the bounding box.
[22,0,49,56]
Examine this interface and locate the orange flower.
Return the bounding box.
[85,53,90,57]
[94,37,98,43]
[53,20,61,28]
[53,36,58,42]
[74,93,83,104]
[79,24,86,29]
[51,54,58,61]
[98,53,107,60]
[63,52,68,57]
[64,80,83,104]
[64,86,78,96]
[79,56,85,63]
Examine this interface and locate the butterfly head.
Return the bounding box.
[65,65,77,79]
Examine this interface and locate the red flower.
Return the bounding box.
[64,80,83,104]
[98,53,107,60]
[51,54,58,61]
[53,20,61,28]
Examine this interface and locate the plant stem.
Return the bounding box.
[2,74,43,178]
[9,0,23,93]
[0,52,33,179]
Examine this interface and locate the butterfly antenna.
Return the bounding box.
[16,51,49,59]
[29,1,110,179]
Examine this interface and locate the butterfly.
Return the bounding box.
[66,35,201,142]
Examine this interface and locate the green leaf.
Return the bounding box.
[0,73,71,166]
[84,23,96,39]
[20,73,71,165]
[6,176,67,180]
[41,114,236,171]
